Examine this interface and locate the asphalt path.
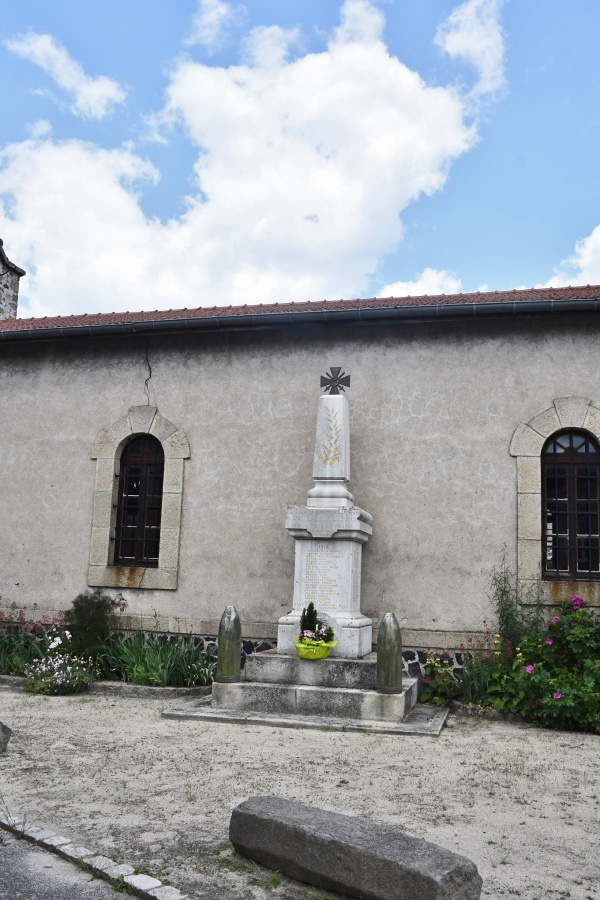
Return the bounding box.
[0,832,124,900]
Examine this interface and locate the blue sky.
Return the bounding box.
[2,0,600,317]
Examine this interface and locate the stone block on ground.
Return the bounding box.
[0,721,12,751]
[229,796,482,900]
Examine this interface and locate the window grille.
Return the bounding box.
[542,429,600,579]
[114,435,164,567]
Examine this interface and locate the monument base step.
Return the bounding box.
[244,650,379,690]
[161,697,449,736]
[211,678,418,722]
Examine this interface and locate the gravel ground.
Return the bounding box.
[1,688,598,900]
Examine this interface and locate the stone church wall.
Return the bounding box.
[1,312,599,649]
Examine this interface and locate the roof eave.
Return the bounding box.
[2,296,600,343]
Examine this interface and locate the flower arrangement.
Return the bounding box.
[295,602,338,660]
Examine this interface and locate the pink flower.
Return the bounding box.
[553,692,562,700]
[596,617,600,624]
[525,665,534,674]
[535,699,542,707]
[550,616,560,623]
[570,595,584,610]
[544,638,553,645]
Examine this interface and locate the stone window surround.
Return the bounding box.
[88,406,190,590]
[509,396,600,592]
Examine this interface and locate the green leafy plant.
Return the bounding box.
[422,592,600,733]
[489,549,544,647]
[460,644,493,705]
[510,596,600,732]
[63,589,121,660]
[0,605,60,676]
[419,653,461,705]
[100,632,215,686]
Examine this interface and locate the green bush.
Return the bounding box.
[509,596,600,732]
[63,589,120,660]
[422,594,600,734]
[100,632,216,687]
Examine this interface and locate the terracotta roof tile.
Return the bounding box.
[1,284,600,335]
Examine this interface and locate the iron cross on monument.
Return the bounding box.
[320,367,350,395]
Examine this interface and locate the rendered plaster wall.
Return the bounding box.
[1,313,599,647]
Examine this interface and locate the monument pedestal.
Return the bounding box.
[278,507,373,657]
[278,389,373,659]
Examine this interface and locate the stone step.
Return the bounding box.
[212,678,418,723]
[162,697,449,736]
[244,650,378,689]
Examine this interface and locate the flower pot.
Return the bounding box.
[294,640,338,660]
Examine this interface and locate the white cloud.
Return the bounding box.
[185,0,244,50]
[242,26,301,69]
[435,0,506,98]
[544,225,600,287]
[25,119,52,139]
[378,268,462,297]
[0,135,160,317]
[1,0,504,317]
[333,0,386,45]
[6,32,126,120]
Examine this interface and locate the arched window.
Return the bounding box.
[114,435,164,567]
[90,406,189,590]
[542,429,600,579]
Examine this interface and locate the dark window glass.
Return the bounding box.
[542,429,600,579]
[114,435,164,567]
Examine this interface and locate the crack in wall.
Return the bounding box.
[143,337,153,405]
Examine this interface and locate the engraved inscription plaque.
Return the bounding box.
[304,542,348,610]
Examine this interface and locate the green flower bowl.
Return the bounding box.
[294,640,338,661]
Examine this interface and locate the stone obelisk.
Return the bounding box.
[277,368,373,658]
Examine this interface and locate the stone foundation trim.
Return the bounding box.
[229,796,483,900]
[88,406,189,591]
[0,606,537,649]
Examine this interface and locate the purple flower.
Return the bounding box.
[550,616,560,623]
[553,692,562,700]
[534,699,542,707]
[525,664,534,674]
[570,595,584,610]
[544,638,553,645]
